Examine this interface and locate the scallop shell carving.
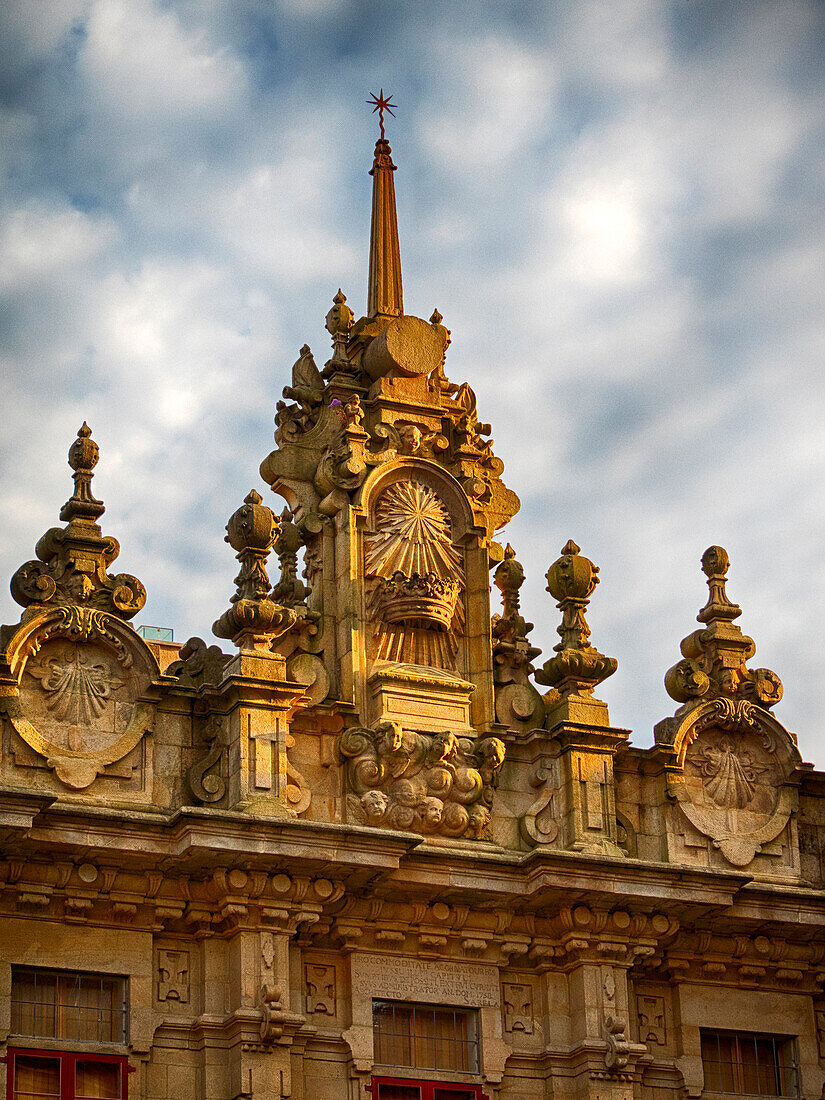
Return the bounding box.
[365,481,461,579]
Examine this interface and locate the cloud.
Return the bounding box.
[0,200,116,290]
[1,0,824,774]
[81,0,247,121]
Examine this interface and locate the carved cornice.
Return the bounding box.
[640,929,825,993]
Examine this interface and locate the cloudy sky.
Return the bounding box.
[2,0,824,765]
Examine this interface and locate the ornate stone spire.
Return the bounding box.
[664,545,782,708]
[535,540,617,696]
[213,491,297,651]
[10,423,145,620]
[367,91,403,319]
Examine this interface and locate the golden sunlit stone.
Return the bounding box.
[0,101,820,1100]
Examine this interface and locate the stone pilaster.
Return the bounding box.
[546,694,629,856]
[219,649,307,815]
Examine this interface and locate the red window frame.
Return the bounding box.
[370,1077,486,1099]
[5,1048,129,1100]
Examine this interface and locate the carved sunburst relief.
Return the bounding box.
[365,479,464,667]
[365,481,461,578]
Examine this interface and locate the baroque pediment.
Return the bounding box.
[1,605,158,790]
[664,698,803,867]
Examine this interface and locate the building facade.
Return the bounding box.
[0,124,823,1100]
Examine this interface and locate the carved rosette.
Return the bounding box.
[338,719,504,839]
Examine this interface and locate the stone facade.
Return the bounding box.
[0,118,823,1100]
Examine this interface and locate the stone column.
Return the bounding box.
[552,907,653,1100]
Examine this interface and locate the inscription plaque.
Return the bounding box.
[353,953,499,1007]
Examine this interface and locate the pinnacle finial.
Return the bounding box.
[367,93,403,319]
[697,544,741,624]
[61,422,104,523]
[214,491,296,651]
[323,289,356,378]
[10,423,146,618]
[663,546,782,709]
[535,541,616,696]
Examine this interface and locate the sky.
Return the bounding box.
[1,0,824,766]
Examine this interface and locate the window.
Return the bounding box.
[11,968,128,1045]
[700,1031,798,1097]
[6,1049,128,1100]
[373,1001,480,1075]
[371,1080,483,1100]
[7,969,130,1099]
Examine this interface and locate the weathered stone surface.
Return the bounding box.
[0,109,822,1100]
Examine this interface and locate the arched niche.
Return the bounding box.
[357,457,478,544]
[356,459,478,674]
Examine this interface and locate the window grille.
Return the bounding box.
[373,1001,480,1075]
[11,967,128,1045]
[700,1030,799,1097]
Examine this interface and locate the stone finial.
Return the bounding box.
[213,491,297,651]
[491,544,539,674]
[271,508,310,608]
[323,290,356,378]
[493,544,524,620]
[326,289,354,341]
[664,545,782,708]
[697,545,741,623]
[10,424,146,619]
[535,541,617,696]
[60,422,105,523]
[491,544,545,731]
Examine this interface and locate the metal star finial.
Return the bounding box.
[367,89,397,141]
